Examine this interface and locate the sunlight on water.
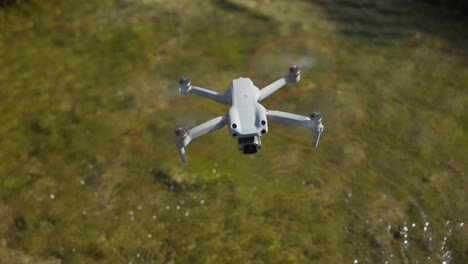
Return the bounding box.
[0,0,466,263]
[349,216,465,263]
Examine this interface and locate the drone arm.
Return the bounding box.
[258,78,288,101]
[188,86,230,104]
[189,115,227,139]
[266,110,324,148]
[267,110,312,128]
[179,77,229,104]
[176,115,228,163]
[258,65,301,102]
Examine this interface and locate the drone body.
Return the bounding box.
[175,66,323,163]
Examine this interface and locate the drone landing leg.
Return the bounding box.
[177,146,188,163]
[266,110,323,148]
[175,115,227,163]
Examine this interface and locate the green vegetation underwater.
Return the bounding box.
[0,0,466,263]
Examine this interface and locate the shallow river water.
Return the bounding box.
[0,0,466,263]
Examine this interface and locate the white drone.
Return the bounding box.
[175,65,324,163]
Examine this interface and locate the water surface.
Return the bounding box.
[0,0,466,263]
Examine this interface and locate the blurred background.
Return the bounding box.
[0,0,466,263]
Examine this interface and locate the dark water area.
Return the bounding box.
[0,0,466,263]
[422,0,468,12]
[315,0,468,56]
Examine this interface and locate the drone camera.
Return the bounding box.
[238,136,261,154]
[243,144,258,154]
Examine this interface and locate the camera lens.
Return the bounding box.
[243,144,257,154]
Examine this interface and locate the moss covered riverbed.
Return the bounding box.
[0,0,467,263]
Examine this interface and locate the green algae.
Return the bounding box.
[0,0,467,263]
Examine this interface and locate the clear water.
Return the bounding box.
[0,0,466,263]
